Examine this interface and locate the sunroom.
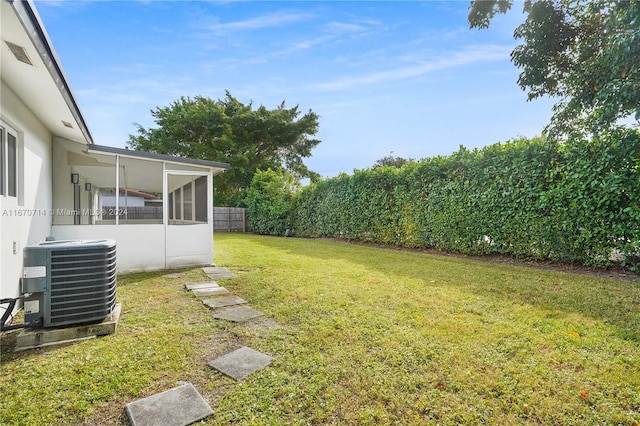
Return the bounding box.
[50,138,229,272]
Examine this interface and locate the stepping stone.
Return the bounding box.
[202,266,236,279]
[185,282,220,290]
[208,346,274,380]
[202,266,230,275]
[206,272,235,280]
[213,306,264,323]
[125,382,213,426]
[193,287,229,297]
[202,296,247,309]
[163,273,182,279]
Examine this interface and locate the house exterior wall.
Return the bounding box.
[51,136,94,225]
[165,223,211,268]
[51,224,166,272]
[51,135,74,224]
[0,81,53,300]
[51,223,212,272]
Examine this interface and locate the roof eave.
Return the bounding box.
[9,0,94,145]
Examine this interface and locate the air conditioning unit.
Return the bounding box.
[22,239,117,328]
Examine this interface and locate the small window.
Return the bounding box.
[1,124,18,198]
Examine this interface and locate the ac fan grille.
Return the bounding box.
[48,245,117,325]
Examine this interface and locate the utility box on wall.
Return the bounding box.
[22,239,117,327]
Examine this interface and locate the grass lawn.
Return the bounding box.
[1,233,640,425]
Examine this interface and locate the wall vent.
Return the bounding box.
[5,41,33,66]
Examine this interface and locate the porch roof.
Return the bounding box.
[87,144,230,175]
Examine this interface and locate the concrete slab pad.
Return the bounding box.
[208,346,274,380]
[184,282,220,290]
[202,266,236,279]
[125,383,212,426]
[202,296,247,309]
[212,306,264,323]
[10,303,121,352]
[192,287,229,297]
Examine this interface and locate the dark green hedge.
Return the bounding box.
[288,129,640,270]
[245,169,298,236]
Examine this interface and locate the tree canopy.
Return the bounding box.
[127,92,320,206]
[469,0,640,137]
[373,155,415,168]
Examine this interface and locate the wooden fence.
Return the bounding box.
[100,205,247,231]
[101,206,162,221]
[213,207,247,232]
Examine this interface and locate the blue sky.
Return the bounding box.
[35,0,556,178]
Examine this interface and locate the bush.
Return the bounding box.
[290,128,640,270]
[244,169,299,235]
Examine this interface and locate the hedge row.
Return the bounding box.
[248,129,640,270]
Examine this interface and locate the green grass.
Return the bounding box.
[2,233,640,425]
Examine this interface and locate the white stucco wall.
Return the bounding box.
[51,136,72,225]
[165,223,212,268]
[52,136,91,225]
[51,223,212,272]
[0,81,53,301]
[51,224,165,272]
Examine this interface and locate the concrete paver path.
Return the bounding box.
[125,383,213,426]
[185,282,220,290]
[208,346,274,380]
[202,267,236,279]
[193,287,230,297]
[212,306,265,323]
[202,296,247,309]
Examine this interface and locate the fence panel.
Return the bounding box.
[213,207,247,232]
[101,206,163,221]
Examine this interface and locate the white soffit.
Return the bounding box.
[1,0,90,144]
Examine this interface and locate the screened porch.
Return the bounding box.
[50,138,229,272]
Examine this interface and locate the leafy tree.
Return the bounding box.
[244,168,299,235]
[373,154,415,168]
[469,0,640,136]
[128,92,320,206]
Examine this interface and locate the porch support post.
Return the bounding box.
[162,162,168,226]
[115,155,119,226]
[208,169,214,263]
[162,162,167,269]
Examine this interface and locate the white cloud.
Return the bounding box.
[311,44,514,91]
[204,11,313,32]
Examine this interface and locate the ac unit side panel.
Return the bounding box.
[22,248,49,293]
